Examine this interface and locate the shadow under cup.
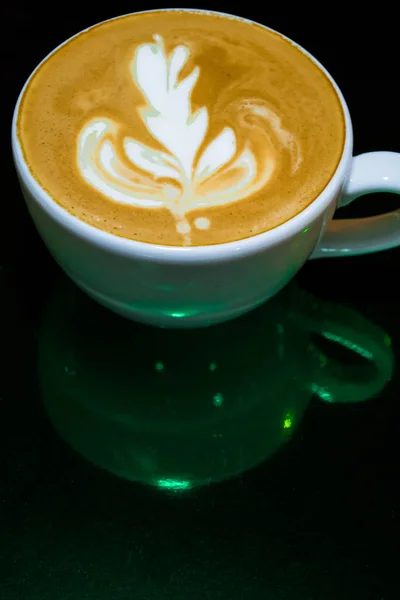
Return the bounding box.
[38,279,393,490]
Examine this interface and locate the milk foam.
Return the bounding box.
[77,34,301,244]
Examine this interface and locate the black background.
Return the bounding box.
[2,3,399,599]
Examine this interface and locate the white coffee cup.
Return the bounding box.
[12,10,400,328]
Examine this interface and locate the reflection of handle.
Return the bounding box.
[311,152,400,258]
[294,295,394,403]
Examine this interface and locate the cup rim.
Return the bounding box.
[11,7,353,264]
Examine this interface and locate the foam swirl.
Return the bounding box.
[77,34,300,244]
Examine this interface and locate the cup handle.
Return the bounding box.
[291,294,394,403]
[310,151,400,258]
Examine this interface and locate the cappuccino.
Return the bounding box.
[17,10,345,246]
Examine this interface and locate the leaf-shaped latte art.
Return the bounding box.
[77,35,301,244]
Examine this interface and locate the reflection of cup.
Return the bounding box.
[38,278,393,490]
[12,10,400,328]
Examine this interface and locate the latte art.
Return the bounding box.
[17,10,345,246]
[77,35,300,243]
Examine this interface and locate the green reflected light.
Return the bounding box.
[322,331,374,360]
[311,383,333,402]
[155,362,165,372]
[283,415,293,430]
[213,393,224,407]
[156,479,192,491]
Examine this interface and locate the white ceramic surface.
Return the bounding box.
[12,9,400,328]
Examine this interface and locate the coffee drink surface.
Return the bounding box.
[17,10,345,246]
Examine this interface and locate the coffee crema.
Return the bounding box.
[17,10,345,246]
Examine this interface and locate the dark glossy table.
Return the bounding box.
[2,4,399,599]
